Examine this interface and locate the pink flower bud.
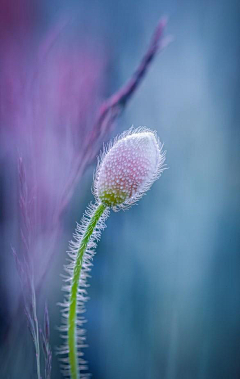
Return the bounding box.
[94,127,166,210]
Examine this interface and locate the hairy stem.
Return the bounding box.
[68,202,107,379]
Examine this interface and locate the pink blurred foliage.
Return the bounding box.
[0,7,109,374]
[0,6,106,289]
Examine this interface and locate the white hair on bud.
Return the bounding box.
[94,127,166,211]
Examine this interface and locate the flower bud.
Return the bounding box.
[94,127,166,210]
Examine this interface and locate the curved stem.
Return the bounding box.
[68,202,107,379]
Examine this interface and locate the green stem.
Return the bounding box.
[68,202,107,379]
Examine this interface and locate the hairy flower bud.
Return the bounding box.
[94,127,166,210]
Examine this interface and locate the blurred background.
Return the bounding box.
[0,0,240,378]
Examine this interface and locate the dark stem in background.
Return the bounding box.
[59,17,170,215]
